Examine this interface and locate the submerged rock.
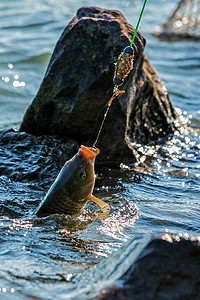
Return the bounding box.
[20,7,177,164]
[72,233,200,299]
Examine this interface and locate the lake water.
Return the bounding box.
[0,0,200,299]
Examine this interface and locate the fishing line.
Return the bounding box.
[93,87,125,148]
[93,0,147,148]
[130,0,147,47]
[93,105,110,149]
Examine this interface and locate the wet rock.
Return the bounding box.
[152,0,200,42]
[94,234,200,300]
[20,7,177,165]
[0,128,78,186]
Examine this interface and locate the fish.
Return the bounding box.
[36,145,110,218]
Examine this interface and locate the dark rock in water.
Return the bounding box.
[0,128,78,186]
[20,7,177,164]
[71,233,200,299]
[152,0,200,42]
[93,234,200,300]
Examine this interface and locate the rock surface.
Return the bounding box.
[73,233,200,300]
[152,0,200,42]
[95,234,200,300]
[0,128,77,186]
[20,7,178,165]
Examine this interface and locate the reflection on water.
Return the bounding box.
[0,0,200,298]
[2,70,26,88]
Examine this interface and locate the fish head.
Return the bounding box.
[75,145,99,187]
[68,145,100,199]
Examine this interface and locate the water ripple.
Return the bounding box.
[0,0,200,298]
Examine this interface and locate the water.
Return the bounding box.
[0,0,200,298]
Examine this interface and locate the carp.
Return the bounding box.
[36,145,110,218]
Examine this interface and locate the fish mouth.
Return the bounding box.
[78,145,100,162]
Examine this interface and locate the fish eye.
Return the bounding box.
[80,171,87,179]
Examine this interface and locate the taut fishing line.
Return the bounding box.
[93,0,147,148]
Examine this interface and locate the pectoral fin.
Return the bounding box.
[90,195,110,219]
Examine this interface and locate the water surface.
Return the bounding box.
[0,0,199,298]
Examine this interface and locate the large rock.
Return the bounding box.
[95,234,200,299]
[20,7,177,164]
[71,234,200,299]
